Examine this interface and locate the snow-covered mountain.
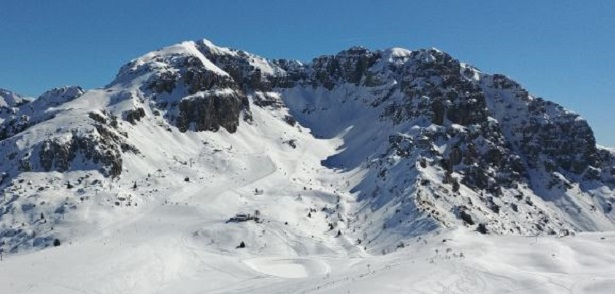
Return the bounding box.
[1,39,614,261]
[0,88,31,109]
[0,88,31,128]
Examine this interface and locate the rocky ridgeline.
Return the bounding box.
[0,86,139,178]
[175,41,614,236]
[231,44,612,236]
[35,109,138,177]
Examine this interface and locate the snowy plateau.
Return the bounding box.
[0,39,614,293]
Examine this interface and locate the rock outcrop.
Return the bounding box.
[176,89,245,133]
[114,41,250,133]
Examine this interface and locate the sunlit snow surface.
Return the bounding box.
[1,224,613,293]
[1,39,614,293]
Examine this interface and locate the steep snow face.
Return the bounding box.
[0,39,614,256]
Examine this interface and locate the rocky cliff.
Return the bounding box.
[188,41,615,236]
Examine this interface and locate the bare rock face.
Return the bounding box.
[181,56,238,94]
[308,47,380,89]
[252,91,284,109]
[0,104,137,180]
[196,40,280,92]
[176,90,245,133]
[128,44,250,133]
[38,139,74,172]
[123,107,146,125]
[0,114,30,141]
[35,122,137,177]
[144,56,238,97]
[520,98,598,174]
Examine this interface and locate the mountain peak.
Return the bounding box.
[1,38,613,256]
[1,37,613,292]
[37,86,85,107]
[383,47,413,60]
[196,38,239,57]
[0,88,30,108]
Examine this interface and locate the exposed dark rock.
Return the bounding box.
[0,115,31,140]
[431,99,446,125]
[308,47,380,89]
[459,209,474,225]
[176,90,246,133]
[283,115,297,126]
[448,146,463,166]
[181,56,237,94]
[462,165,489,190]
[451,177,460,193]
[39,139,74,172]
[485,196,500,214]
[389,134,414,158]
[88,111,108,124]
[147,71,177,94]
[477,223,488,234]
[284,139,297,149]
[123,107,146,125]
[253,91,283,108]
[35,124,137,177]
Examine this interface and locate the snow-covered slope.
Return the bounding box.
[0,88,31,127]
[0,38,614,293]
[1,225,614,293]
[0,88,30,109]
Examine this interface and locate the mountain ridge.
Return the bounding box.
[0,38,614,255]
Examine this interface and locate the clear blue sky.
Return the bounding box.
[1,0,613,146]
